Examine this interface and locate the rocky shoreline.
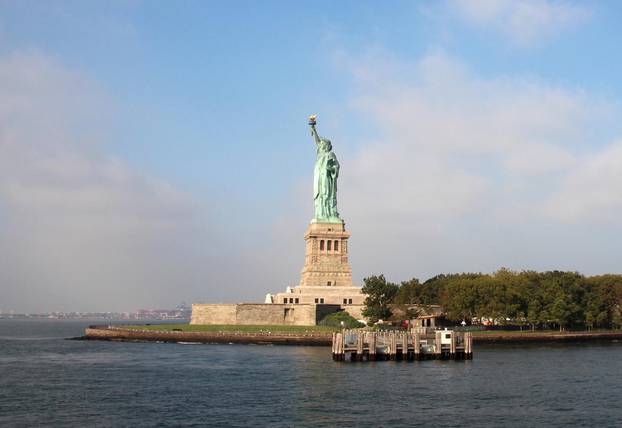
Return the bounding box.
[75,326,622,346]
[76,326,332,345]
[473,330,622,344]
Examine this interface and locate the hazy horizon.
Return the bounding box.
[2,1,622,313]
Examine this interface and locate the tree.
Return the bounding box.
[585,275,622,328]
[423,274,459,305]
[394,278,423,305]
[550,295,580,332]
[361,274,399,323]
[442,276,482,323]
[536,271,584,331]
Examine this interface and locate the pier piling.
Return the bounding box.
[332,329,473,362]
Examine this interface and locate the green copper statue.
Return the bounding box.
[309,115,341,222]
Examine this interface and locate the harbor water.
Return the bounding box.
[1,320,622,427]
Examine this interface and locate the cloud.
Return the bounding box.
[335,50,622,281]
[446,0,591,46]
[545,141,622,223]
[0,53,237,313]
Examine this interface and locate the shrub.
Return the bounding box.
[319,311,365,328]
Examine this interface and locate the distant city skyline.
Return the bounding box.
[2,1,622,312]
[0,302,191,320]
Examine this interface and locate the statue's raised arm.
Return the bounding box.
[309,115,321,147]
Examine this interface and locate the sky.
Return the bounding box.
[1,0,622,313]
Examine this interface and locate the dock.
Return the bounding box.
[331,328,473,361]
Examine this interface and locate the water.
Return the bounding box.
[1,320,622,427]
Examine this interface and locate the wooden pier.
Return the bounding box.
[332,329,473,361]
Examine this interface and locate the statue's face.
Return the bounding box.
[320,139,332,152]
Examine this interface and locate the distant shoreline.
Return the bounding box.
[75,325,622,346]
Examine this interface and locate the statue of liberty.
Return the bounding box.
[309,115,341,222]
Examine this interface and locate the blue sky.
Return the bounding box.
[2,0,622,312]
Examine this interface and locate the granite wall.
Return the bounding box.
[190,303,342,326]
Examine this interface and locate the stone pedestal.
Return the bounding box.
[273,220,365,316]
[300,221,352,288]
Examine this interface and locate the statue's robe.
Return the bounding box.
[313,149,340,219]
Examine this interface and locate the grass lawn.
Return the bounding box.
[120,324,338,333]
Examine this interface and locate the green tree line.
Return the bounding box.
[361,269,622,330]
